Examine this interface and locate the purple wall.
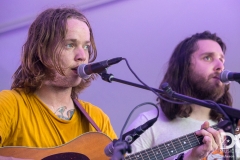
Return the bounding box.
[0,0,240,136]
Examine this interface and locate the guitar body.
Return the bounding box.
[0,132,111,160]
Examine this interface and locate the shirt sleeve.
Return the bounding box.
[0,90,17,146]
[99,113,118,140]
[79,100,118,140]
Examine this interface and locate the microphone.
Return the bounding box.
[77,57,123,79]
[104,118,157,157]
[220,70,240,84]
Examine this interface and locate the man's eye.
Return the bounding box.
[83,45,90,50]
[66,44,74,48]
[84,45,92,53]
[204,56,212,61]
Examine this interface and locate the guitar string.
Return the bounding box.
[125,133,205,160]
[125,124,220,160]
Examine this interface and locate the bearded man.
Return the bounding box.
[126,31,235,160]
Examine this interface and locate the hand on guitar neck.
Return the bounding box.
[183,121,223,160]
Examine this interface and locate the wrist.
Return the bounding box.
[183,150,202,160]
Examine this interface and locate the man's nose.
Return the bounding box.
[75,47,87,62]
[214,59,224,73]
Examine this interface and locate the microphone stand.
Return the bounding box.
[100,72,240,119]
[100,72,240,160]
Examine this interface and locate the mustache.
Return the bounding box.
[209,73,221,80]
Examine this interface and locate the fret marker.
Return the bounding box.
[183,141,186,144]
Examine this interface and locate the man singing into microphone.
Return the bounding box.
[0,7,117,159]
[126,31,239,159]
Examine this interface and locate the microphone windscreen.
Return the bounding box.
[220,70,231,84]
[77,64,91,79]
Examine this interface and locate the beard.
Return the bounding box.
[188,71,226,101]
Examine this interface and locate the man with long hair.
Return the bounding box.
[127,31,234,159]
[0,7,117,158]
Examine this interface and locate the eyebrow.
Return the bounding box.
[65,39,91,44]
[201,52,225,59]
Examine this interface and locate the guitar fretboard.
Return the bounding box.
[125,125,219,160]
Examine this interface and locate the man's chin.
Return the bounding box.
[68,80,81,88]
[208,87,225,101]
[72,82,81,87]
[207,79,223,89]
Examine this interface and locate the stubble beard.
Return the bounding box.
[46,70,81,89]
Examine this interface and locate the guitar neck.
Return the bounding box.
[125,127,216,160]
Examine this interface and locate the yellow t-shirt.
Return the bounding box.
[0,89,117,147]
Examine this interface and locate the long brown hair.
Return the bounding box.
[11,7,97,98]
[157,31,232,121]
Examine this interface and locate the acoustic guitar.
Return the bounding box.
[0,132,111,160]
[0,129,215,160]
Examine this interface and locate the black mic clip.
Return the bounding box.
[122,124,145,144]
[98,69,114,83]
[110,125,144,159]
[105,118,157,158]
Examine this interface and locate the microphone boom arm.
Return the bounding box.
[100,72,240,119]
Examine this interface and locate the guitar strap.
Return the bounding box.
[73,99,101,132]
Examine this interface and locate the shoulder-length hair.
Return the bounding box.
[157,31,232,121]
[11,7,97,99]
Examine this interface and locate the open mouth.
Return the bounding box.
[71,67,78,74]
[213,76,220,80]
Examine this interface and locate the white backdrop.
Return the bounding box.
[1,0,240,137]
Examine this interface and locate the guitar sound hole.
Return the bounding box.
[42,152,90,160]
